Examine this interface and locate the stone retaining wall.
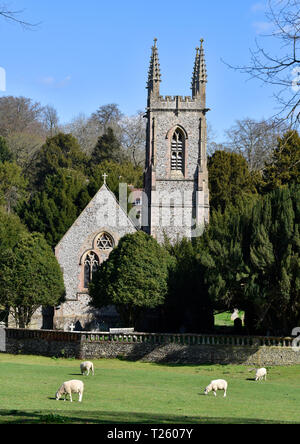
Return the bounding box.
[3,329,300,366]
[5,328,81,358]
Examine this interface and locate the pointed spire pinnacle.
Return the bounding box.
[199,38,207,83]
[191,39,207,100]
[147,38,161,96]
[191,46,200,96]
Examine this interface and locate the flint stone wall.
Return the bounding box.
[4,329,300,366]
[145,92,210,244]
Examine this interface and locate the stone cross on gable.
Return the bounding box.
[102,173,108,185]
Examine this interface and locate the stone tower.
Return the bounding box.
[143,39,210,243]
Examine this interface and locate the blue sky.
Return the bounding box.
[0,0,280,141]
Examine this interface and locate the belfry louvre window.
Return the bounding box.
[171,129,185,172]
[84,251,99,288]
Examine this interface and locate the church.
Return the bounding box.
[38,39,210,331]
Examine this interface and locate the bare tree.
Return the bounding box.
[225,0,300,127]
[0,96,45,166]
[225,118,288,171]
[206,122,224,156]
[121,111,146,167]
[42,105,59,137]
[7,132,45,168]
[62,113,102,155]
[90,103,123,135]
[0,4,38,28]
[0,96,44,137]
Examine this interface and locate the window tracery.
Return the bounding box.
[96,232,114,251]
[83,251,99,288]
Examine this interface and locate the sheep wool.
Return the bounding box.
[204,379,228,397]
[255,368,267,381]
[56,380,84,402]
[80,361,94,376]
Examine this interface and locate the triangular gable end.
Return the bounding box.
[55,183,138,251]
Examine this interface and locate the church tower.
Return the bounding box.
[144,39,210,243]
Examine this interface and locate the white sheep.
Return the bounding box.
[255,368,267,381]
[80,361,94,376]
[55,380,84,402]
[204,379,228,397]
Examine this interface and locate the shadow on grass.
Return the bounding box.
[0,409,294,424]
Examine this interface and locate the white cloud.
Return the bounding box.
[39,75,71,88]
[252,21,273,34]
[58,75,72,87]
[40,76,55,85]
[251,2,266,13]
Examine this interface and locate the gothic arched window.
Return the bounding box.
[84,251,99,288]
[171,128,185,173]
[96,232,114,251]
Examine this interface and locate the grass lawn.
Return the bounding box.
[214,311,244,327]
[0,353,300,424]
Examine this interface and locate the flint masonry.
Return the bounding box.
[144,38,210,243]
[29,39,210,330]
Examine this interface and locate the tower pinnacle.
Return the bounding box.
[191,39,207,103]
[199,39,207,84]
[147,38,161,96]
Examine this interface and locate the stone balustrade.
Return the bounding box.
[80,331,294,347]
[3,328,298,366]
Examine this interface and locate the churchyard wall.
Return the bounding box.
[3,328,300,366]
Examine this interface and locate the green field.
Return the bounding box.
[214,311,245,327]
[0,353,300,424]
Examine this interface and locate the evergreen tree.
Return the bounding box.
[31,133,88,189]
[164,237,214,333]
[208,150,259,213]
[90,127,125,165]
[200,185,300,335]
[0,204,29,323]
[0,208,28,250]
[263,130,300,192]
[0,136,13,163]
[0,161,28,212]
[200,201,253,320]
[0,232,65,328]
[19,169,90,247]
[89,231,172,327]
[244,185,300,334]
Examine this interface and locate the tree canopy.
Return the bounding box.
[263,130,300,192]
[32,132,88,189]
[19,169,90,248]
[90,127,125,165]
[200,184,300,335]
[0,232,65,328]
[0,136,13,163]
[208,150,259,213]
[89,231,172,327]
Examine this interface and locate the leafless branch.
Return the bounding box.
[0,4,39,28]
[223,0,300,128]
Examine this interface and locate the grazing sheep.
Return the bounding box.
[56,380,84,402]
[255,368,267,381]
[80,361,94,376]
[204,379,228,397]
